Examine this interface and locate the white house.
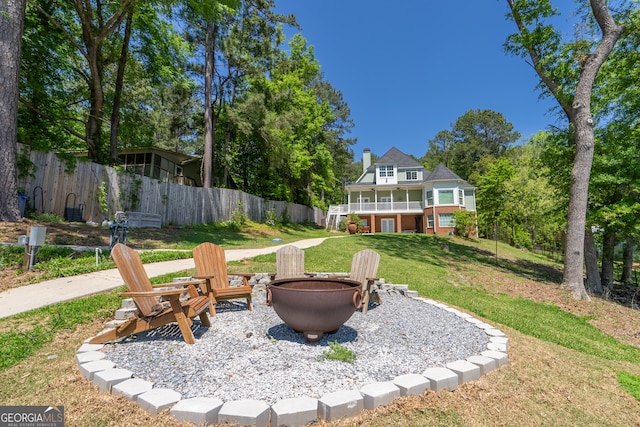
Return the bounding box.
[327,147,477,235]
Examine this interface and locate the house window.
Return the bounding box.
[406,169,418,180]
[438,189,454,205]
[381,218,395,232]
[379,165,394,177]
[458,189,464,205]
[439,213,455,227]
[427,215,434,228]
[426,190,433,207]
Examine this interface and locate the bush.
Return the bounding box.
[453,211,476,238]
[229,201,248,230]
[263,207,290,228]
[263,208,279,227]
[30,212,64,223]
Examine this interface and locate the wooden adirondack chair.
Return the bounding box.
[192,242,254,315]
[272,245,313,279]
[90,243,211,345]
[348,249,381,314]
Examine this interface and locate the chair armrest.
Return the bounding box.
[149,280,205,288]
[121,288,185,298]
[230,272,254,286]
[150,280,205,297]
[230,272,254,278]
[192,275,214,280]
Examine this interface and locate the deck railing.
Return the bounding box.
[333,201,424,213]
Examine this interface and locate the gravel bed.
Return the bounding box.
[104,289,489,405]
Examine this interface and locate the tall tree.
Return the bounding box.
[505,0,626,300]
[28,0,134,163]
[0,0,26,222]
[588,6,640,289]
[425,109,520,181]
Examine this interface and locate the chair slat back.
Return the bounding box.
[110,243,159,316]
[276,245,305,279]
[350,249,380,289]
[193,242,229,289]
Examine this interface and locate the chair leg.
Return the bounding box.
[208,293,218,316]
[199,311,211,327]
[169,299,196,344]
[362,279,377,314]
[246,295,253,311]
[362,288,371,314]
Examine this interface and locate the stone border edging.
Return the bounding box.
[77,288,508,426]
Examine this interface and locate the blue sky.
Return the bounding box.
[274,1,565,160]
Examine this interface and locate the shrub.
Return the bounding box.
[229,201,248,230]
[263,210,276,227]
[453,210,476,238]
[30,212,64,224]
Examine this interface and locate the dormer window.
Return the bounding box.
[379,165,394,177]
[406,169,419,180]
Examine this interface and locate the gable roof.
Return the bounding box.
[375,147,423,168]
[426,164,464,181]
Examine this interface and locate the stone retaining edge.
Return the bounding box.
[77,286,508,427]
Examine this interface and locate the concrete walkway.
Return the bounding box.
[0,237,333,319]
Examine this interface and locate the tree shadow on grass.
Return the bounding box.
[355,233,563,286]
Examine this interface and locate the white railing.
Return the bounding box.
[331,201,423,213]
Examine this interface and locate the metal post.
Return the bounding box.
[494,211,500,262]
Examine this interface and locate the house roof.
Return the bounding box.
[426,164,463,181]
[375,147,423,168]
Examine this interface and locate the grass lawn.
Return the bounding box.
[0,231,639,426]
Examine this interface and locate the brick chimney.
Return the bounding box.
[362,148,371,173]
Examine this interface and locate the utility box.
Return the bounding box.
[29,226,47,246]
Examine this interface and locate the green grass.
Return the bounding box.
[0,291,123,370]
[130,221,330,250]
[299,234,640,363]
[2,231,639,374]
[317,341,357,363]
[0,245,196,284]
[1,221,330,284]
[617,371,640,401]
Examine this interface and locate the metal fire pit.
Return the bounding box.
[267,277,362,342]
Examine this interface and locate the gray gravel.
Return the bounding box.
[104,289,489,405]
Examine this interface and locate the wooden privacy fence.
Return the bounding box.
[17,148,325,227]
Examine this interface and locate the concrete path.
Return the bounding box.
[0,237,333,319]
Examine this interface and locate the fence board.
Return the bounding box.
[17,147,325,227]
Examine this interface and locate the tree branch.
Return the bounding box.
[19,97,87,142]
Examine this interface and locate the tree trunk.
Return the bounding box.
[621,238,634,285]
[202,20,215,188]
[557,1,624,300]
[33,1,130,163]
[0,0,26,222]
[600,228,616,289]
[584,227,603,294]
[109,5,134,166]
[506,0,624,300]
[561,124,594,301]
